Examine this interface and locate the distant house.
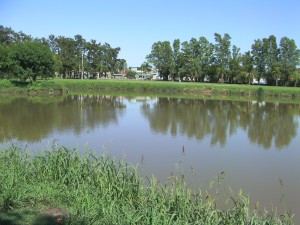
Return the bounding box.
[152,73,161,80]
[252,78,267,85]
[129,67,142,73]
[112,74,124,79]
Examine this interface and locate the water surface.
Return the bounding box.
[1,95,299,222]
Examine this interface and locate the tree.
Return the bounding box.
[241,51,254,84]
[0,44,10,78]
[180,38,202,82]
[290,68,300,86]
[146,41,173,80]
[228,45,241,83]
[214,33,231,83]
[170,39,182,80]
[115,59,127,74]
[126,71,137,79]
[251,39,267,84]
[55,36,77,78]
[140,61,152,74]
[9,42,55,81]
[264,35,280,85]
[279,37,300,86]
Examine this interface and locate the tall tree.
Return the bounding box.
[228,45,241,83]
[279,37,300,86]
[251,39,267,84]
[102,43,120,77]
[241,51,254,84]
[171,39,182,80]
[265,35,280,85]
[146,41,173,80]
[214,33,231,83]
[55,36,77,78]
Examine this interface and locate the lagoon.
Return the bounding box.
[0,94,299,222]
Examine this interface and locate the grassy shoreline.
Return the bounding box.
[1,79,300,99]
[0,146,294,225]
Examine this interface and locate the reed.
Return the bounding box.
[0,145,294,224]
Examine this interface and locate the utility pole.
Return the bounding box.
[81,51,84,79]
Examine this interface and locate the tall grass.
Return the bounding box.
[0,146,295,224]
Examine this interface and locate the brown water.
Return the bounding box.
[1,95,300,222]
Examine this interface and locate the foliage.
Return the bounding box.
[279,37,300,86]
[125,71,137,79]
[0,146,294,224]
[0,25,299,86]
[0,44,10,79]
[214,33,231,83]
[9,42,55,82]
[140,62,152,74]
[0,25,123,81]
[146,41,174,80]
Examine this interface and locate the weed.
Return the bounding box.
[0,145,294,224]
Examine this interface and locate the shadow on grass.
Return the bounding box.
[10,80,32,87]
[0,209,35,225]
[0,211,91,225]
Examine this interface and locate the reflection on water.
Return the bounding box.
[1,95,300,223]
[141,98,299,149]
[2,95,298,149]
[0,95,126,143]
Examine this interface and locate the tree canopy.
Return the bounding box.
[0,25,124,81]
[146,33,300,86]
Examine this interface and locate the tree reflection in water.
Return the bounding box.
[0,95,299,149]
[0,95,125,143]
[141,98,299,149]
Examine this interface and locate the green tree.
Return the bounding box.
[140,61,152,74]
[126,71,137,79]
[263,35,280,85]
[55,36,77,78]
[116,59,127,74]
[180,38,202,82]
[214,33,231,83]
[102,43,120,77]
[279,37,300,86]
[228,45,241,83]
[290,68,300,86]
[241,51,254,84]
[0,44,10,78]
[9,42,55,81]
[251,39,267,83]
[146,41,173,80]
[170,39,182,80]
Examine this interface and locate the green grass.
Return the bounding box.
[0,145,294,225]
[1,78,300,99]
[0,79,67,95]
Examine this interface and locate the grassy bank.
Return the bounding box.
[0,146,294,225]
[1,79,300,99]
[0,79,67,95]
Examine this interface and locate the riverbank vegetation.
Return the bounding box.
[1,79,300,99]
[0,146,294,224]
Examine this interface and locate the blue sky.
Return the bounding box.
[1,0,299,67]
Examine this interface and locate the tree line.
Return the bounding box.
[0,25,126,81]
[146,33,300,86]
